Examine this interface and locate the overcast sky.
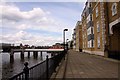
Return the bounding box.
[0,2,85,46]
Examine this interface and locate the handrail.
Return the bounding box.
[8,51,66,80]
[9,72,24,80]
[29,60,46,70]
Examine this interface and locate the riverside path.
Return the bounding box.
[51,50,119,80]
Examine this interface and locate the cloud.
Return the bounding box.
[1,4,47,22]
[0,3,75,46]
[1,3,64,32]
[1,30,62,46]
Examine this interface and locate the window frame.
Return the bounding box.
[97,35,100,48]
[96,7,98,17]
[97,21,100,32]
[111,3,117,16]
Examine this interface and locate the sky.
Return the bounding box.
[0,2,86,46]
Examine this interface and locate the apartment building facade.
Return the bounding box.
[81,1,120,58]
[72,28,76,50]
[75,21,82,52]
[106,2,120,58]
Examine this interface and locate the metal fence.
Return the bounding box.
[9,51,65,80]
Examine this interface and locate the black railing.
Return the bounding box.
[9,51,65,80]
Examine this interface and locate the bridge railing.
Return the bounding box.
[9,51,65,80]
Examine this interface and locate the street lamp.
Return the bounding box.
[63,29,68,51]
[66,39,69,43]
[66,39,69,50]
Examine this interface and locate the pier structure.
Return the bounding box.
[10,49,64,63]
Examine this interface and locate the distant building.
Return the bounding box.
[72,29,76,50]
[74,21,83,52]
[50,43,63,49]
[1,43,12,52]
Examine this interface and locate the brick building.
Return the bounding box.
[81,1,120,58]
[74,21,82,52]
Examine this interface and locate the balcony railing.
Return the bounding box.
[87,21,93,29]
[86,8,92,17]
[88,34,94,41]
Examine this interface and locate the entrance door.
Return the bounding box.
[109,23,120,59]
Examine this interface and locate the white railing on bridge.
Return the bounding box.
[11,49,64,52]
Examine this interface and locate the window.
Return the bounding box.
[88,40,92,48]
[83,42,84,48]
[96,7,98,17]
[92,14,93,21]
[92,27,94,34]
[90,14,92,21]
[88,41,89,48]
[83,35,84,39]
[111,3,117,16]
[84,42,86,48]
[87,15,90,23]
[84,34,86,39]
[97,35,100,48]
[97,21,100,32]
[87,2,90,8]
[92,40,94,47]
[87,27,91,35]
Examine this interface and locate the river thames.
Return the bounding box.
[0,51,51,79]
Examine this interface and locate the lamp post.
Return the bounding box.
[66,39,69,51]
[63,29,68,52]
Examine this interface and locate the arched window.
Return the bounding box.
[111,3,117,16]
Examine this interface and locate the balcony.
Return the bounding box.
[86,8,92,17]
[88,34,94,41]
[87,21,93,29]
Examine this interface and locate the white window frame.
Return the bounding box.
[96,7,98,17]
[87,14,90,23]
[87,27,91,35]
[88,40,92,48]
[111,3,117,16]
[92,27,94,34]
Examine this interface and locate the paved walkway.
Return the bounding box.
[51,50,119,79]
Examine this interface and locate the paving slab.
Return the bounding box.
[51,50,119,79]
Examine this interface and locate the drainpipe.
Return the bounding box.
[105,2,111,57]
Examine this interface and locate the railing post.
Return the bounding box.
[46,55,49,80]
[10,50,14,63]
[23,62,29,80]
[28,51,30,58]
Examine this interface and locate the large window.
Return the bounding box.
[97,21,100,32]
[97,35,100,48]
[96,7,98,17]
[92,40,94,47]
[87,27,91,35]
[83,42,84,48]
[87,14,90,23]
[111,3,117,16]
[92,27,94,34]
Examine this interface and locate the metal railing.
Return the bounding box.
[9,51,65,80]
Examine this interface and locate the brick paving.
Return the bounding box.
[51,50,119,79]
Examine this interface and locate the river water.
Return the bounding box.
[0,51,51,79]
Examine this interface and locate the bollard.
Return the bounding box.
[23,62,29,80]
[46,55,49,80]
